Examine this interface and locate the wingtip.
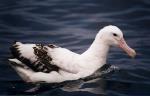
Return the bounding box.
[12,41,22,46]
[10,41,22,59]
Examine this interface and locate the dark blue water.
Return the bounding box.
[0,0,150,95]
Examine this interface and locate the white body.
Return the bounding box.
[9,39,109,83]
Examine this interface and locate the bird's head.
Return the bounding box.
[97,25,136,58]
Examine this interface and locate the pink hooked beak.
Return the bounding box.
[118,38,136,58]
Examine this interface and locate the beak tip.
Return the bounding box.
[130,50,136,58]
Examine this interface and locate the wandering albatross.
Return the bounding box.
[8,25,136,83]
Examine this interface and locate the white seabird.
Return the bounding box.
[8,25,136,83]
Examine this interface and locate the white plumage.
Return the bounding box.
[9,25,136,83]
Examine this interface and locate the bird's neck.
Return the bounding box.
[81,37,110,66]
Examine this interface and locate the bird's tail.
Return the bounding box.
[8,58,31,70]
[8,58,33,82]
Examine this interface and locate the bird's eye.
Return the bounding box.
[113,33,118,36]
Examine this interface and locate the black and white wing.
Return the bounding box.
[9,42,59,73]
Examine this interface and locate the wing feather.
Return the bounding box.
[10,42,59,73]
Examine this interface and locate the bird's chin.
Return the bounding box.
[118,38,136,58]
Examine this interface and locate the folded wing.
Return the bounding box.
[10,42,59,73]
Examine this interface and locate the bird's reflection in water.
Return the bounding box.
[61,78,106,95]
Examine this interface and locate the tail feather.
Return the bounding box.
[8,58,33,82]
[9,59,31,70]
